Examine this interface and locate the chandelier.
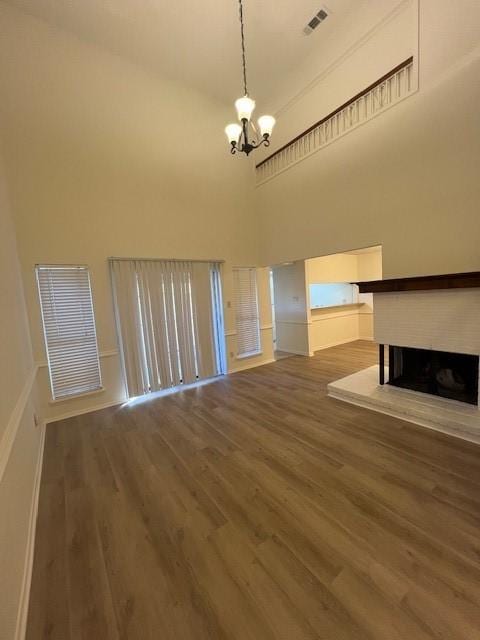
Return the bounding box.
[225,0,275,156]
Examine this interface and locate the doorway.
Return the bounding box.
[269,246,383,358]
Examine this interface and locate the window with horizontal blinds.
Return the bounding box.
[36,265,102,400]
[233,267,261,357]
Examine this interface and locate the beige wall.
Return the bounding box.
[306,253,358,284]
[0,160,34,442]
[257,1,480,279]
[309,307,361,352]
[0,145,43,640]
[357,251,383,282]
[0,5,272,419]
[356,251,382,340]
[272,261,310,356]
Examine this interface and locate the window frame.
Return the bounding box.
[36,264,103,402]
[233,266,262,359]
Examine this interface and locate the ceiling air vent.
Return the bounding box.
[303,8,328,35]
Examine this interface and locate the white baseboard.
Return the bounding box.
[229,357,276,374]
[358,336,374,341]
[312,337,358,353]
[45,399,125,424]
[14,422,46,640]
[276,348,313,357]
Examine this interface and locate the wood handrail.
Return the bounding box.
[256,56,414,169]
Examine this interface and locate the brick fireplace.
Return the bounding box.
[328,272,480,443]
[372,279,480,408]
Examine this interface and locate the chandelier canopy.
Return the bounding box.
[225,0,275,156]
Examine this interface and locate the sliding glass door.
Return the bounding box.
[110,258,225,399]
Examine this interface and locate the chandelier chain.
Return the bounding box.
[225,0,274,154]
[238,0,248,96]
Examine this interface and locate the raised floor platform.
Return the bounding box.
[328,365,480,444]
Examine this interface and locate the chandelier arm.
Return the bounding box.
[238,0,248,96]
[248,136,270,150]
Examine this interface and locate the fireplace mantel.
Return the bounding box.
[356,271,480,294]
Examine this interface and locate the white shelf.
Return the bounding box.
[310,302,363,311]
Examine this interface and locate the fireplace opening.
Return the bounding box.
[388,346,479,406]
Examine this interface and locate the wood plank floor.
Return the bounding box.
[27,341,480,639]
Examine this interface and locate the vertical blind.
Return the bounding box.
[110,259,226,399]
[36,265,102,400]
[233,267,261,357]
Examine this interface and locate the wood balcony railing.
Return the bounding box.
[256,57,415,185]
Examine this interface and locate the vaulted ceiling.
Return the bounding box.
[2,0,404,110]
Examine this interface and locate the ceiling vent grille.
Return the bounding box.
[303,8,328,35]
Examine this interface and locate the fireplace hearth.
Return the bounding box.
[330,274,480,440]
[388,346,479,406]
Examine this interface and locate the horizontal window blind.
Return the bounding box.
[36,265,102,400]
[233,267,261,357]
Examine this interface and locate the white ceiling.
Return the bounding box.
[2,0,402,109]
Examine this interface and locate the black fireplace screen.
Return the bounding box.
[388,345,479,405]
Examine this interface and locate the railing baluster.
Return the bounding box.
[256,57,415,184]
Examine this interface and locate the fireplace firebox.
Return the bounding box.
[386,345,479,406]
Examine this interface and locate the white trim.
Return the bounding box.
[236,350,263,361]
[45,399,125,425]
[229,357,276,374]
[0,366,38,484]
[310,302,363,314]
[14,422,46,640]
[358,336,374,342]
[225,325,274,338]
[312,337,359,353]
[275,348,314,357]
[48,386,105,405]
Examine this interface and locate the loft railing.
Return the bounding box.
[256,57,415,185]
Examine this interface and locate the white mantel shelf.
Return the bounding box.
[328,365,480,445]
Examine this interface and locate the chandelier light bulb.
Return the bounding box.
[235,95,256,121]
[225,0,274,155]
[258,115,276,137]
[225,123,242,144]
